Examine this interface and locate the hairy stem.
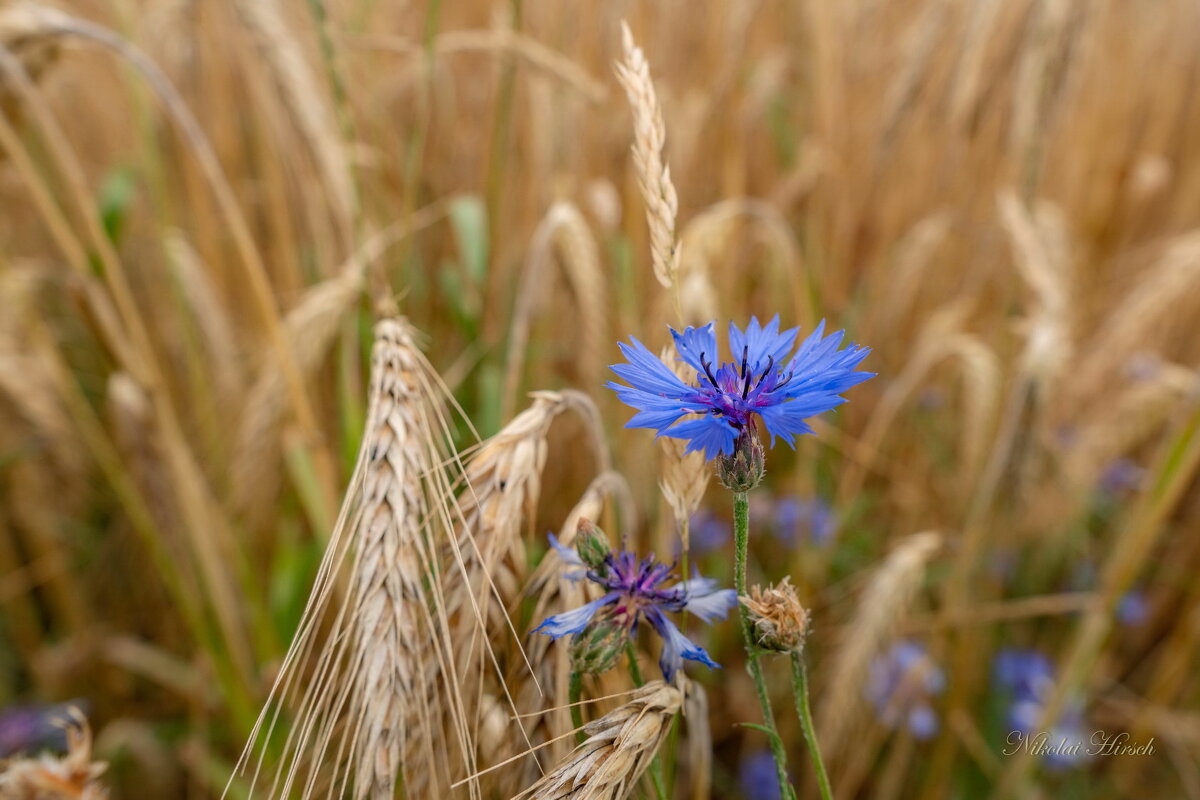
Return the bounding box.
[569,671,585,744]
[791,652,834,800]
[735,491,794,800]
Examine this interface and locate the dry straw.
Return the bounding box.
[230,206,449,522]
[840,305,1000,505]
[433,390,606,798]
[1068,230,1200,407]
[997,191,1073,388]
[518,681,681,800]
[235,0,356,247]
[504,204,608,420]
[0,1,59,125]
[615,21,678,292]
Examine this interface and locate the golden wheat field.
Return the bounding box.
[1,0,1199,798]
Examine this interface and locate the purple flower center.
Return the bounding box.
[593,551,684,629]
[693,346,794,427]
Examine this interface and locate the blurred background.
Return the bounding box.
[0,0,1198,797]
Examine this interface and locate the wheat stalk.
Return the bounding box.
[504,205,607,420]
[0,1,59,127]
[235,0,356,247]
[230,207,449,522]
[518,681,681,800]
[615,21,678,291]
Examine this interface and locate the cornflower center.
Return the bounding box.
[695,346,795,421]
[592,552,683,629]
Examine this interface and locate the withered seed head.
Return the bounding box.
[741,576,810,654]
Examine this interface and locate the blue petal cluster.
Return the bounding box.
[535,535,736,680]
[607,316,874,459]
[866,640,946,739]
[994,649,1090,770]
[739,750,785,800]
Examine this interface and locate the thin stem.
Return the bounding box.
[568,671,585,744]
[735,491,795,800]
[625,640,644,686]
[790,652,834,800]
[729,491,796,796]
[680,516,690,595]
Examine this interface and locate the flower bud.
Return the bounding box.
[716,425,765,492]
[575,519,612,575]
[740,577,809,654]
[570,620,628,675]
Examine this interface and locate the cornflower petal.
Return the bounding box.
[670,323,719,374]
[645,608,720,680]
[546,532,588,580]
[728,314,798,372]
[547,532,584,568]
[609,337,693,397]
[756,403,817,448]
[533,594,616,639]
[681,583,737,624]
[667,415,739,458]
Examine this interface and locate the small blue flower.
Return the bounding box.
[0,703,80,757]
[607,316,874,459]
[866,641,945,740]
[739,750,784,800]
[684,509,730,554]
[772,495,837,546]
[1117,590,1149,626]
[1098,458,1145,495]
[993,648,1089,770]
[534,539,737,680]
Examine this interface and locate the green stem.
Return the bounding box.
[735,491,794,800]
[568,671,585,744]
[625,640,644,686]
[790,652,834,800]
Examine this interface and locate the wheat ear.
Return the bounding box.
[230,318,473,800]
[518,681,681,800]
[615,21,678,291]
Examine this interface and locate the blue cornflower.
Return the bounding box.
[607,316,874,460]
[535,535,736,680]
[993,648,1089,770]
[866,641,945,740]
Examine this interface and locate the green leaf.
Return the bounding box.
[448,194,489,284]
[99,166,137,245]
